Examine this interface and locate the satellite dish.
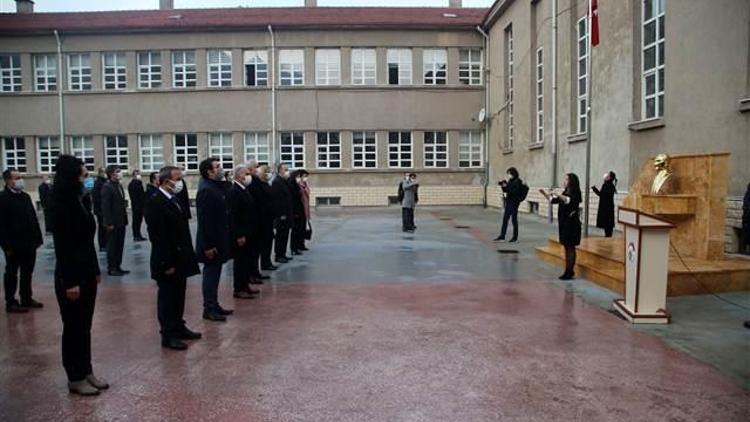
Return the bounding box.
[477,108,486,123]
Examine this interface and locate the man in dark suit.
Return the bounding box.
[228,165,262,299]
[0,169,44,313]
[146,172,158,198]
[127,170,147,242]
[249,163,278,272]
[270,163,294,264]
[101,165,129,276]
[38,175,53,234]
[144,166,202,351]
[195,158,232,322]
[91,168,108,251]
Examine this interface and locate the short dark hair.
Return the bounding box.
[199,158,219,179]
[149,171,158,184]
[298,169,309,177]
[2,168,16,181]
[132,169,140,176]
[105,165,120,178]
[409,172,417,178]
[276,162,288,173]
[506,167,519,178]
[158,166,180,185]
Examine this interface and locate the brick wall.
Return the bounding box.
[311,185,485,207]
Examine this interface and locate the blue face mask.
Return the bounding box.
[83,177,95,192]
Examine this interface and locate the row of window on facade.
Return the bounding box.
[1,131,483,174]
[0,48,483,92]
[501,0,665,151]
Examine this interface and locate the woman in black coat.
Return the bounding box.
[592,171,617,237]
[540,173,582,280]
[50,155,108,396]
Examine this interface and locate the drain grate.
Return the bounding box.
[497,249,519,254]
[454,225,471,229]
[439,217,453,221]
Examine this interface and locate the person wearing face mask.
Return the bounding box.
[288,170,307,256]
[100,165,129,276]
[270,163,295,263]
[293,170,312,252]
[128,170,147,242]
[91,168,108,251]
[38,174,53,234]
[144,166,202,351]
[0,169,44,313]
[195,158,233,322]
[228,165,262,299]
[494,167,524,243]
[592,171,617,237]
[249,163,278,271]
[399,173,419,233]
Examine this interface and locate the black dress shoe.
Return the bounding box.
[162,338,188,350]
[177,328,202,340]
[292,250,303,256]
[252,274,271,280]
[261,265,278,271]
[202,311,227,322]
[276,257,289,264]
[217,306,234,316]
[20,299,44,309]
[299,247,309,251]
[108,269,126,276]
[493,236,505,242]
[117,268,131,274]
[6,302,29,314]
[233,290,256,299]
[249,278,264,285]
[558,272,575,280]
[134,237,147,242]
[509,238,518,243]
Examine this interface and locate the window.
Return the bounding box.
[0,55,22,92]
[105,135,129,169]
[459,48,482,85]
[208,49,232,87]
[102,52,127,90]
[67,53,91,91]
[139,134,164,172]
[138,51,162,89]
[244,132,270,163]
[535,47,544,144]
[279,49,304,86]
[2,137,26,172]
[423,49,447,85]
[459,131,483,168]
[208,133,234,170]
[388,131,412,168]
[387,49,412,85]
[244,50,268,86]
[69,136,95,171]
[34,54,57,92]
[280,132,305,168]
[576,16,588,133]
[351,48,376,85]
[424,131,448,168]
[505,26,515,150]
[316,132,341,169]
[642,0,665,119]
[172,50,197,88]
[37,136,60,173]
[174,133,198,171]
[352,131,377,168]
[315,49,341,86]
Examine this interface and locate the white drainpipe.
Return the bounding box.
[267,25,277,165]
[476,25,490,208]
[54,29,66,154]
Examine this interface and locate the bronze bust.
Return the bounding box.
[650,153,674,194]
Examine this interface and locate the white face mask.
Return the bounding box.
[172,179,184,195]
[135,175,142,181]
[243,175,253,187]
[116,172,123,181]
[12,179,25,191]
[507,174,514,180]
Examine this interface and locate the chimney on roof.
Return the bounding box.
[160,0,174,10]
[449,0,462,7]
[15,0,35,13]
[304,0,317,7]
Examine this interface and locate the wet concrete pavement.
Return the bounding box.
[1,206,748,421]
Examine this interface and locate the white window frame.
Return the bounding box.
[315,49,341,86]
[173,133,199,172]
[36,136,60,174]
[423,131,448,168]
[208,133,234,171]
[459,131,483,168]
[386,49,412,86]
[423,49,447,85]
[244,50,268,87]
[642,0,665,119]
[33,54,57,92]
[576,16,588,133]
[105,135,129,169]
[244,132,270,163]
[0,54,23,92]
[506,27,515,150]
[172,50,197,88]
[138,134,164,172]
[280,132,305,169]
[67,53,92,91]
[2,137,27,173]
[69,136,95,171]
[137,51,162,89]
[352,131,377,169]
[279,49,304,86]
[388,131,412,169]
[207,49,232,88]
[102,52,127,90]
[459,48,482,85]
[316,132,341,169]
[351,48,376,86]
[535,47,544,144]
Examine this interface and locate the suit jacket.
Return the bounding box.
[0,187,43,251]
[248,175,275,224]
[195,178,231,264]
[51,191,100,288]
[289,179,305,219]
[101,180,128,227]
[92,176,107,215]
[146,184,158,199]
[400,179,419,209]
[38,182,51,209]
[144,190,200,282]
[228,182,261,247]
[270,176,294,221]
[128,179,146,210]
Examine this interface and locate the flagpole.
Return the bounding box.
[583,0,593,237]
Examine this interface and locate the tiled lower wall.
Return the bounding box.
[725,197,745,253]
[311,185,485,207]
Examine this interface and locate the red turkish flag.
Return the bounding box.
[591,0,600,46]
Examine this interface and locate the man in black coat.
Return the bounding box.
[0,169,44,313]
[146,172,158,198]
[101,165,129,276]
[144,166,202,351]
[228,165,262,299]
[248,163,278,271]
[38,175,53,234]
[270,163,294,263]
[195,158,233,322]
[127,170,147,242]
[91,168,108,251]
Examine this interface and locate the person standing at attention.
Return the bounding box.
[540,173,583,280]
[228,165,261,299]
[400,173,419,233]
[100,165,129,276]
[592,171,617,237]
[128,170,147,242]
[0,169,44,313]
[270,163,294,263]
[38,174,53,234]
[91,168,108,252]
[196,158,233,322]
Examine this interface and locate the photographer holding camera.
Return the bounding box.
[494,167,528,243]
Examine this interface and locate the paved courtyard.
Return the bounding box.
[0,206,748,421]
